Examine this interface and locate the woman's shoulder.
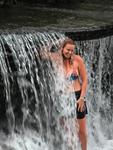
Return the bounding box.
[74,54,84,63]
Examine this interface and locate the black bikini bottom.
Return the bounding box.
[75,90,88,119]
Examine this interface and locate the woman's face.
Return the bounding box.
[62,43,75,59]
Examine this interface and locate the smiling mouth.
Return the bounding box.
[64,54,71,59]
[66,53,71,57]
[62,53,72,59]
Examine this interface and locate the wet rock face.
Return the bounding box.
[65,26,113,41]
[20,0,112,4]
[22,0,82,4]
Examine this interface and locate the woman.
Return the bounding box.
[60,38,88,150]
[41,38,88,150]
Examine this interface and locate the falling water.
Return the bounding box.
[77,36,113,150]
[0,31,113,150]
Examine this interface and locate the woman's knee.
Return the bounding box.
[78,128,87,137]
[78,118,87,137]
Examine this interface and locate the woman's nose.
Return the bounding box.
[69,50,73,54]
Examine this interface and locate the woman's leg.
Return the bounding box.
[77,117,87,150]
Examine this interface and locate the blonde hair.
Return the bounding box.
[62,38,75,49]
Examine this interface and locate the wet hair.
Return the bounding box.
[62,38,75,48]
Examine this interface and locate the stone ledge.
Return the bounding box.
[0,24,113,41]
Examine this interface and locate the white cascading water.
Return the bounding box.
[0,32,113,150]
[77,37,113,150]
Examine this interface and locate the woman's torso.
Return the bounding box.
[64,59,81,92]
[51,53,81,92]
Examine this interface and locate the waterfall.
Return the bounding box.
[77,36,113,150]
[0,31,113,150]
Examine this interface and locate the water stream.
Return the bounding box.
[0,31,113,150]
